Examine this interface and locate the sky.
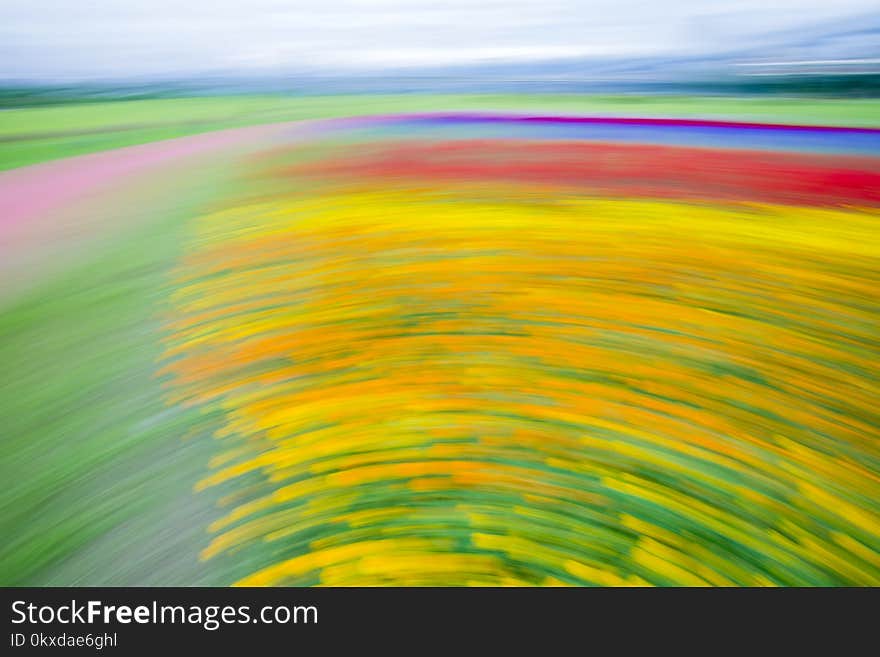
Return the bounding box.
[2,0,879,80]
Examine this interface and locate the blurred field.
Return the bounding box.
[0,99,878,586]
[4,94,880,170]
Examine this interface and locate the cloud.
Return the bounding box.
[1,0,878,79]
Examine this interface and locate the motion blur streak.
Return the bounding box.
[156,115,880,586]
